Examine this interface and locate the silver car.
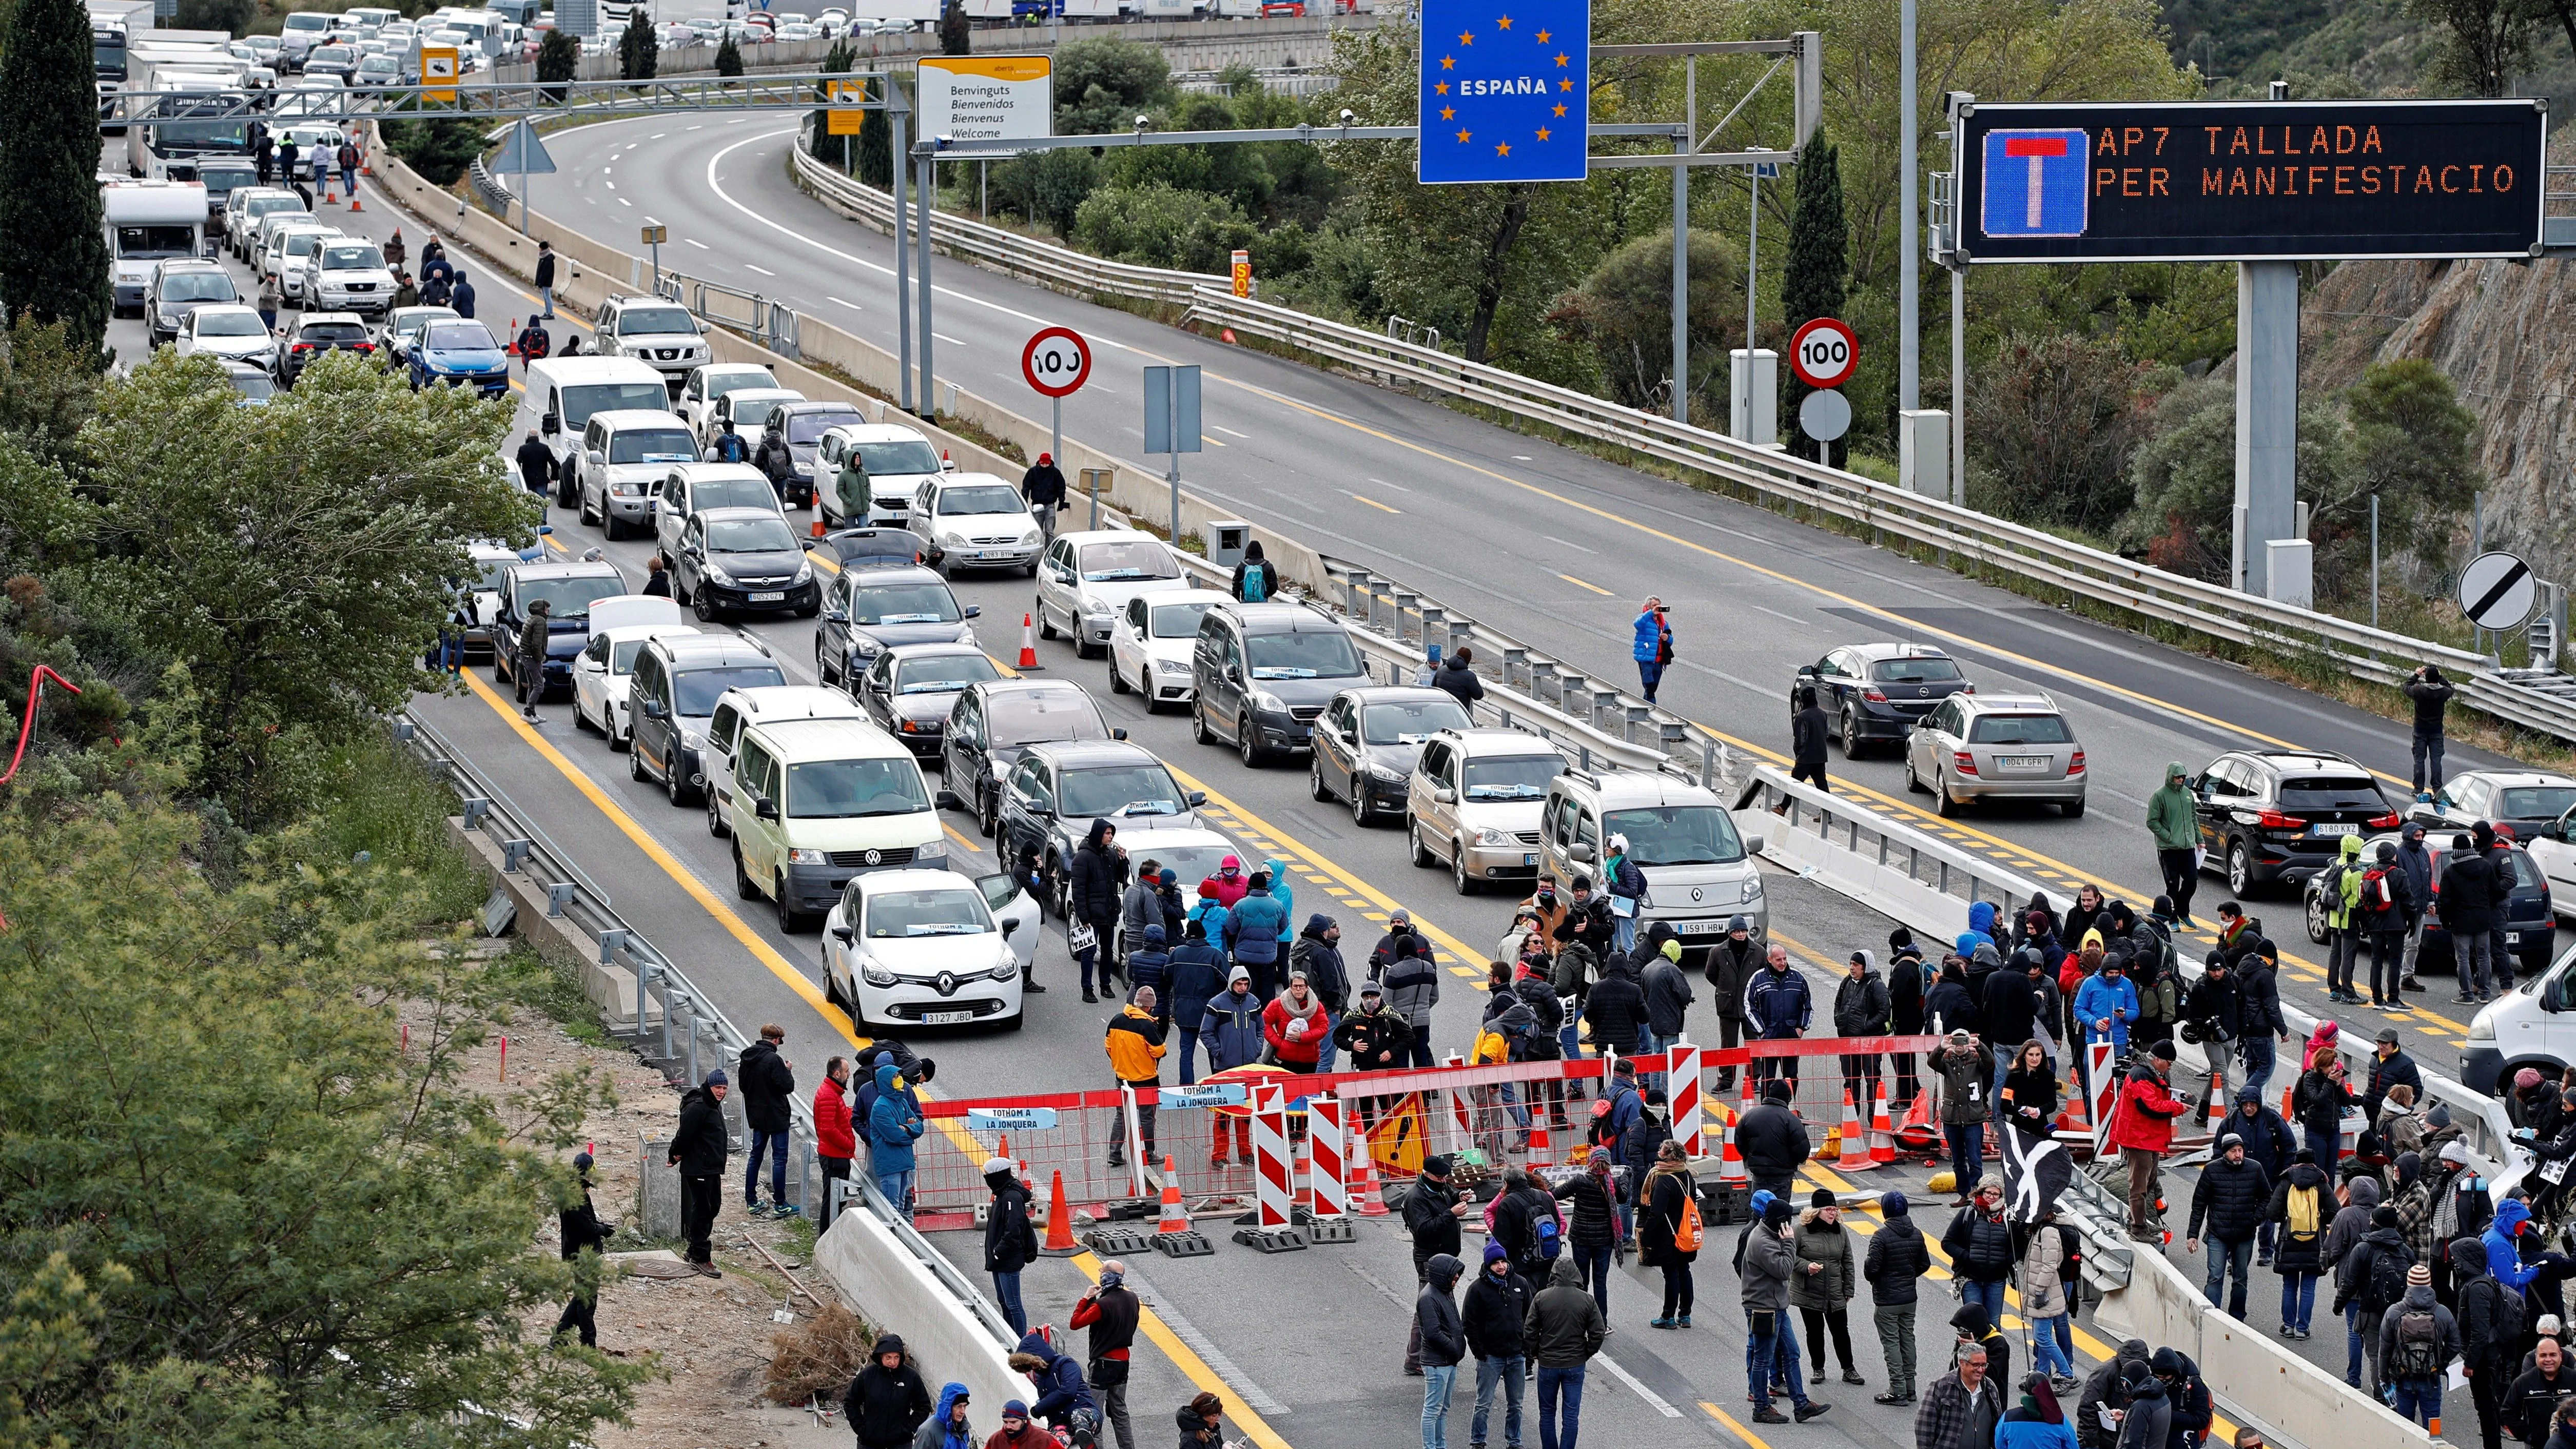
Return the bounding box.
[1903,692,2087,817]
[1407,727,1565,895]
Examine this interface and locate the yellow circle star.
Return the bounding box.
[1440,55,1455,70]
[1554,51,1569,66]
[1496,13,1511,26]
[1535,126,1551,141]
[1552,102,1567,117]
[1496,142,1512,156]
[1440,105,1456,120]
[1457,29,1473,43]
[1535,27,1549,41]
[1559,77,1573,91]
[1456,128,1471,143]
[1436,80,1451,93]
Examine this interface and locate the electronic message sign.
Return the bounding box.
[1956,99,2545,263]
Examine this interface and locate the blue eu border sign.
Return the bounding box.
[1417,0,1589,185]
[1957,99,2545,263]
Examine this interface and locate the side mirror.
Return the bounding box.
[942,457,957,472]
[1570,843,1596,863]
[963,604,981,618]
[936,789,967,811]
[1433,787,1457,805]
[753,796,779,822]
[824,608,848,624]
[586,449,604,468]
[1743,835,1765,854]
[540,412,559,435]
[1000,917,1020,938]
[1111,728,1129,741]
[641,700,668,719]
[831,924,854,944]
[1796,665,1816,678]
[1186,790,1207,807]
[537,523,554,536]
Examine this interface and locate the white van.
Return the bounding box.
[2464,941,2576,1098]
[513,356,676,499]
[702,684,869,838]
[103,179,208,314]
[726,716,949,931]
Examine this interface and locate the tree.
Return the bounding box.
[2120,376,2236,581]
[536,25,580,93]
[1967,331,2151,536]
[1779,129,1848,459]
[991,147,1101,236]
[379,117,484,186]
[812,39,856,170]
[1546,228,1742,416]
[1050,37,1172,135]
[0,0,111,366]
[858,85,896,188]
[940,0,970,55]
[2409,0,2538,94]
[74,350,528,821]
[1073,181,1255,272]
[715,32,743,75]
[618,5,657,81]
[2307,358,2482,600]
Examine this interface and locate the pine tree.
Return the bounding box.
[0,0,111,366]
[618,6,657,81]
[1778,129,1848,465]
[715,33,743,75]
[859,81,897,188]
[940,0,970,56]
[813,40,856,171]
[535,26,579,89]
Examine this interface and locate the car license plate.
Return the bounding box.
[922,1010,973,1026]
[749,591,785,602]
[2313,823,2358,836]
[2001,755,2050,770]
[1524,853,1538,867]
[1676,918,1726,935]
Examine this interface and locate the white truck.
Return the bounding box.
[103,179,210,316]
[125,52,252,179]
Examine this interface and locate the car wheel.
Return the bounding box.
[1410,818,1435,868]
[777,874,811,933]
[1352,776,1374,827]
[1238,715,1261,768]
[1194,702,1215,747]
[556,471,577,508]
[668,752,693,807]
[1310,757,1331,802]
[1453,840,1475,896]
[707,785,729,838]
[1904,755,1927,794]
[577,483,595,527]
[630,740,650,781]
[1077,633,1102,660]
[2227,838,2253,895]
[1037,603,1058,640]
[608,713,630,752]
[1840,708,1862,757]
[824,968,845,1013]
[733,845,758,901]
[796,598,820,620]
[2304,887,2329,945]
[1110,660,1130,695]
[1935,775,1961,817]
[573,697,596,734]
[978,787,999,838]
[1001,1008,1026,1031]
[2060,798,2085,819]
[1022,561,1040,579]
[604,510,626,542]
[693,588,718,623]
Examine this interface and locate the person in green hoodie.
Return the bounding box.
[2319,835,2368,1006]
[2147,763,2202,928]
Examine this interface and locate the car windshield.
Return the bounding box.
[201,164,255,189]
[1078,540,1180,582]
[864,886,991,937]
[706,517,798,553]
[693,478,777,513]
[855,439,941,474]
[285,14,327,29]
[941,485,1024,516]
[285,233,327,257]
[986,689,1107,748]
[673,663,785,716]
[2278,776,2386,813]
[786,757,932,819]
[851,583,962,624]
[729,396,792,430]
[1967,714,2073,745]
[321,243,383,269]
[194,310,264,336]
[1150,601,1216,640]
[246,195,300,219]
[1871,656,1962,683]
[610,427,696,464]
[358,56,397,72]
[473,558,509,592]
[1462,754,1561,801]
[1059,763,1186,818]
[1140,843,1234,887]
[516,574,625,617]
[618,305,695,335]
[1247,630,1361,679]
[116,225,198,258]
[424,322,497,350]
[561,382,673,428]
[894,653,997,694]
[1362,698,1472,745]
[706,370,774,399]
[161,271,235,302]
[2499,787,2576,819]
[310,44,354,59]
[784,407,862,444]
[1605,805,1745,867]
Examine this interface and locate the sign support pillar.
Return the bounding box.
[2233,260,2299,600]
[1671,74,1691,425]
[1949,265,1964,506]
[890,94,912,415]
[916,150,936,417]
[1898,0,1919,414]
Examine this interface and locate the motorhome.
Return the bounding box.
[102,179,210,315]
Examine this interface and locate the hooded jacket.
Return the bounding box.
[1525,1257,1608,1366]
[1925,967,1981,1039]
[1417,1255,1467,1366]
[2113,1375,2169,1449]
[1708,926,1761,1021]
[2397,826,2436,911]
[1734,1094,1811,1186]
[912,1382,973,1449]
[2455,1238,2521,1367]
[1068,820,1127,926]
[1789,1207,1858,1309]
[2320,1174,2383,1275]
[1642,945,1694,1036]
[846,1351,933,1448]
[2265,1162,2333,1276]
[2147,763,2197,851]
[1433,654,1486,707]
[814,1072,858,1160]
[2488,1198,2546,1290]
[866,1063,926,1175]
[1460,1247,1534,1359]
[984,1165,1037,1272]
[1175,1401,1221,1449]
[1745,961,1812,1040]
[2076,1341,2152,1449]
[2073,972,2141,1053]
[1863,1207,1931,1305]
[2105,1061,2184,1154]
[1199,981,1266,1073]
[1165,934,1230,1030]
[1834,955,1892,1036]
[2378,1282,2463,1380]
[2185,1153,2273,1244]
[2440,846,2500,933]
[1105,1001,1167,1084]
[1009,1328,1094,1424]
[671,1085,729,1177]
[1583,954,1647,1050]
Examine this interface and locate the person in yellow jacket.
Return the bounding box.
[1105,986,1167,1170]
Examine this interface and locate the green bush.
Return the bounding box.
[1071,182,1252,274]
[380,116,485,186]
[990,146,1099,236]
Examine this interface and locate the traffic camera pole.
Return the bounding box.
[916,152,936,416]
[890,91,912,415]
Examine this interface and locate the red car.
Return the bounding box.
[1259,1,1304,14]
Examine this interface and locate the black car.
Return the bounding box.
[274,312,376,386]
[147,259,238,347]
[628,633,787,808]
[998,740,1206,914]
[854,642,998,760]
[813,565,978,688]
[2302,834,2555,977]
[1793,643,1973,756]
[818,526,925,572]
[940,678,1124,839]
[489,559,629,699]
[2192,750,2402,894]
[1307,686,1474,826]
[770,400,866,507]
[671,506,821,622]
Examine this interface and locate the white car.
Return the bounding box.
[1110,586,1229,710]
[267,224,344,298]
[594,294,710,387]
[699,684,871,838]
[174,304,276,368]
[307,235,395,314]
[822,868,1026,1030]
[675,361,779,437]
[1035,531,1195,659]
[573,622,701,747]
[700,386,806,452]
[224,187,304,260]
[907,471,1044,579]
[257,217,337,286]
[379,304,461,365]
[812,421,949,528]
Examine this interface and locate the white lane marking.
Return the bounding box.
[685,238,711,249]
[1550,536,1597,554]
[1594,1353,1684,1418]
[726,118,747,124]
[827,296,862,309]
[1365,476,1412,492]
[933,332,965,346]
[651,132,666,138]
[617,197,633,207]
[601,167,612,177]
[1512,454,1534,460]
[744,263,775,276]
[687,124,704,130]
[1213,425,1249,438]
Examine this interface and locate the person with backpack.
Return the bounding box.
[2072,954,2139,1096]
[2458,1235,2528,1449]
[2336,1203,2414,1392]
[2356,840,2419,1008]
[2224,1085,2296,1264]
[2112,1362,2168,1449]
[1229,539,1279,602]
[2319,835,2368,1004]
[2018,1208,2080,1393]
[1744,1197,1832,1425]
[1640,1140,1700,1330]
[2149,1350,2212,1449]
[1864,1191,1932,1404]
[2382,1261,2463,1428]
[2269,1147,2333,1338]
[1524,1253,1608,1449]
[1943,1176,2017,1332]
[2187,1132,2274,1320]
[1490,1167,1567,1288]
[707,416,750,463]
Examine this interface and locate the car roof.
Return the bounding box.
[694,505,792,525]
[1555,768,1720,807]
[745,716,905,757]
[725,387,804,401]
[1226,602,1337,632]
[1057,530,1155,549]
[719,684,861,718]
[1438,727,1560,757]
[155,257,226,273]
[2453,770,2576,788]
[667,462,770,484]
[845,565,947,588]
[589,408,688,429]
[296,311,364,325]
[510,559,621,580]
[824,422,932,443]
[882,641,987,661]
[653,633,775,665]
[699,362,775,378]
[943,470,1018,489]
[2239,751,2368,773]
[777,399,862,415]
[1849,641,1951,661]
[850,866,983,894]
[595,622,697,643]
[1337,685,1459,706]
[1026,740,1164,768]
[190,303,260,317]
[1956,693,2059,713]
[978,677,1086,698]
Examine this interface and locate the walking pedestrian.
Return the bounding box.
[1866,1191,1930,1404]
[336,138,358,197]
[2018,1210,2079,1388]
[2336,1202,2413,1392]
[2186,1132,2273,1320]
[553,1150,612,1346]
[282,140,308,204]
[668,1068,728,1278]
[383,227,405,270]
[1526,1254,1607,1449]
[1461,1243,1532,1449]
[1223,867,1286,1002]
[2407,665,2454,799]
[1915,1343,2003,1449]
[452,271,477,319]
[534,238,557,317]
[1793,1188,1864,1387]
[1789,688,1830,792]
[1419,1253,1468,1449]
[256,269,281,330]
[845,1335,932,1449]
[1745,1197,1831,1424]
[515,596,552,719]
[814,1056,855,1228]
[1229,539,1279,602]
[866,1060,925,1222]
[1377,914,1442,1067]
[641,555,671,597]
[255,128,275,185]
[1640,1140,1699,1329]
[1631,597,1671,703]
[1070,1262,1141,1449]
[982,1158,1037,1335]
[2148,762,2201,927]
[737,1023,798,1218]
[2380,1262,2462,1428]
[2269,1148,2330,1337]
[1019,451,1065,540]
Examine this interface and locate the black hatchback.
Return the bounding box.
[275,312,375,386]
[1794,643,1973,756]
[672,506,820,622]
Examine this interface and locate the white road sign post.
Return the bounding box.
[2458,550,2539,637]
[1021,325,1092,524]
[1142,365,1202,546]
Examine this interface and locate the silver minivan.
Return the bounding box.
[1537,769,1765,960]
[1407,728,1564,895]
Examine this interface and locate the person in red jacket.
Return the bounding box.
[813,1056,856,1227]
[1202,855,1251,909]
[1263,970,1330,1071]
[2106,1041,2186,1237]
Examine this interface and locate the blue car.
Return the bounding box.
[408,318,511,397]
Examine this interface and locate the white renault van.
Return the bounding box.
[727,716,951,932]
[2463,941,2576,1097]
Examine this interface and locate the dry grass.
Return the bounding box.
[763,1300,883,1407]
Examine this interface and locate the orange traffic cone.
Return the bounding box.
[1294,1131,1315,1215]
[1525,1118,1552,1167]
[1894,1088,1939,1156]
[1351,1138,1388,1217]
[1716,1115,1747,1186]
[1869,1078,1897,1166]
[347,187,362,211]
[1017,613,1041,671]
[1155,1156,1190,1235]
[1835,1090,1876,1171]
[997,1133,1010,1164]
[811,514,828,538]
[1040,1169,1078,1255]
[504,320,520,356]
[2204,1065,2229,1134]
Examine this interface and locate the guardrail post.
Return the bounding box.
[546,881,578,917]
[1342,568,1372,625]
[501,838,534,873]
[635,956,657,1043]
[598,928,629,965]
[674,991,698,1084]
[1530,660,1558,704]
[462,797,492,831]
[1501,647,1529,689]
[1391,591,1420,643]
[1562,677,1589,723]
[1419,605,1445,654]
[1701,738,1718,789]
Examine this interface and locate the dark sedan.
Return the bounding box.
[1307,686,1474,826]
[1794,642,1973,756]
[771,400,866,507]
[274,312,375,386]
[941,679,1124,839]
[813,565,979,688]
[670,506,819,622]
[855,642,1000,761]
[2304,835,2555,977]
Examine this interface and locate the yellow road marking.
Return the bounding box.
[1069,1249,1293,1449]
[1703,1403,1774,1449]
[1350,494,1400,514]
[1200,434,1227,447]
[1557,573,1612,596]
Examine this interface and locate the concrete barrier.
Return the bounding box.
[812,1203,1027,1413]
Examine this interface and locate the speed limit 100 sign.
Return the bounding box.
[1022,326,1092,399]
[1789,317,1859,389]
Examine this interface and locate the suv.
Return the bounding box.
[1308,686,1474,826]
[907,471,1043,578]
[489,558,630,699]
[1903,692,2087,818]
[628,633,788,807]
[727,716,946,931]
[997,740,1202,882]
[942,678,1125,838]
[571,408,697,540]
[146,258,238,347]
[306,234,394,314]
[1536,769,1766,960]
[813,564,979,688]
[1407,728,1566,895]
[1794,643,1973,757]
[675,362,779,437]
[813,422,948,527]
[274,311,374,385]
[702,684,868,838]
[593,294,710,387]
[701,387,807,453]
[670,506,819,622]
[1190,602,1368,766]
[2188,750,2402,895]
[653,462,786,568]
[224,187,303,260]
[765,400,865,508]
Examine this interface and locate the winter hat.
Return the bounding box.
[1198,882,1222,900]
[1951,1302,1993,1336]
[1763,1198,1793,1227]
[1587,1146,1612,1168]
[1001,1400,1028,1419]
[1360,982,1383,1000]
[2152,895,2175,918]
[1662,938,1684,963]
[1849,949,1874,970]
[2376,1027,2402,1046]
[2371,1205,2400,1227]
[1749,1189,1777,1218]
[2427,1104,2452,1130]
[1483,1239,1511,1265]
[2235,1084,2262,1104]
[1143,924,1166,945]
[2408,1263,2433,1286]
[1811,1186,1837,1210]
[1762,1078,1793,1104]
[2150,1041,2179,1063]
[1423,1154,1453,1178]
[983,1156,1013,1176]
[1227,964,1251,986]
[1881,1191,1909,1216]
[2441,1141,2472,1166]
[1249,870,1272,890]
[1161,869,1177,886]
[2150,1347,2181,1378]
[2295,1148,2316,1164]
[704,1068,729,1087]
[2521,1067,2547,1089]
[2218,1133,2244,1152]
[1305,913,1333,935]
[573,1150,594,1172]
[1130,986,1155,1005]
[1888,925,1913,950]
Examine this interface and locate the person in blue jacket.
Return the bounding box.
[2072,957,2140,1070]
[1224,870,1290,1000]
[1956,900,2001,959]
[1007,1326,1097,1434]
[1165,921,1231,1085]
[1632,597,1671,703]
[867,1061,926,1222]
[2486,1198,2548,1292]
[1745,944,1814,1093]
